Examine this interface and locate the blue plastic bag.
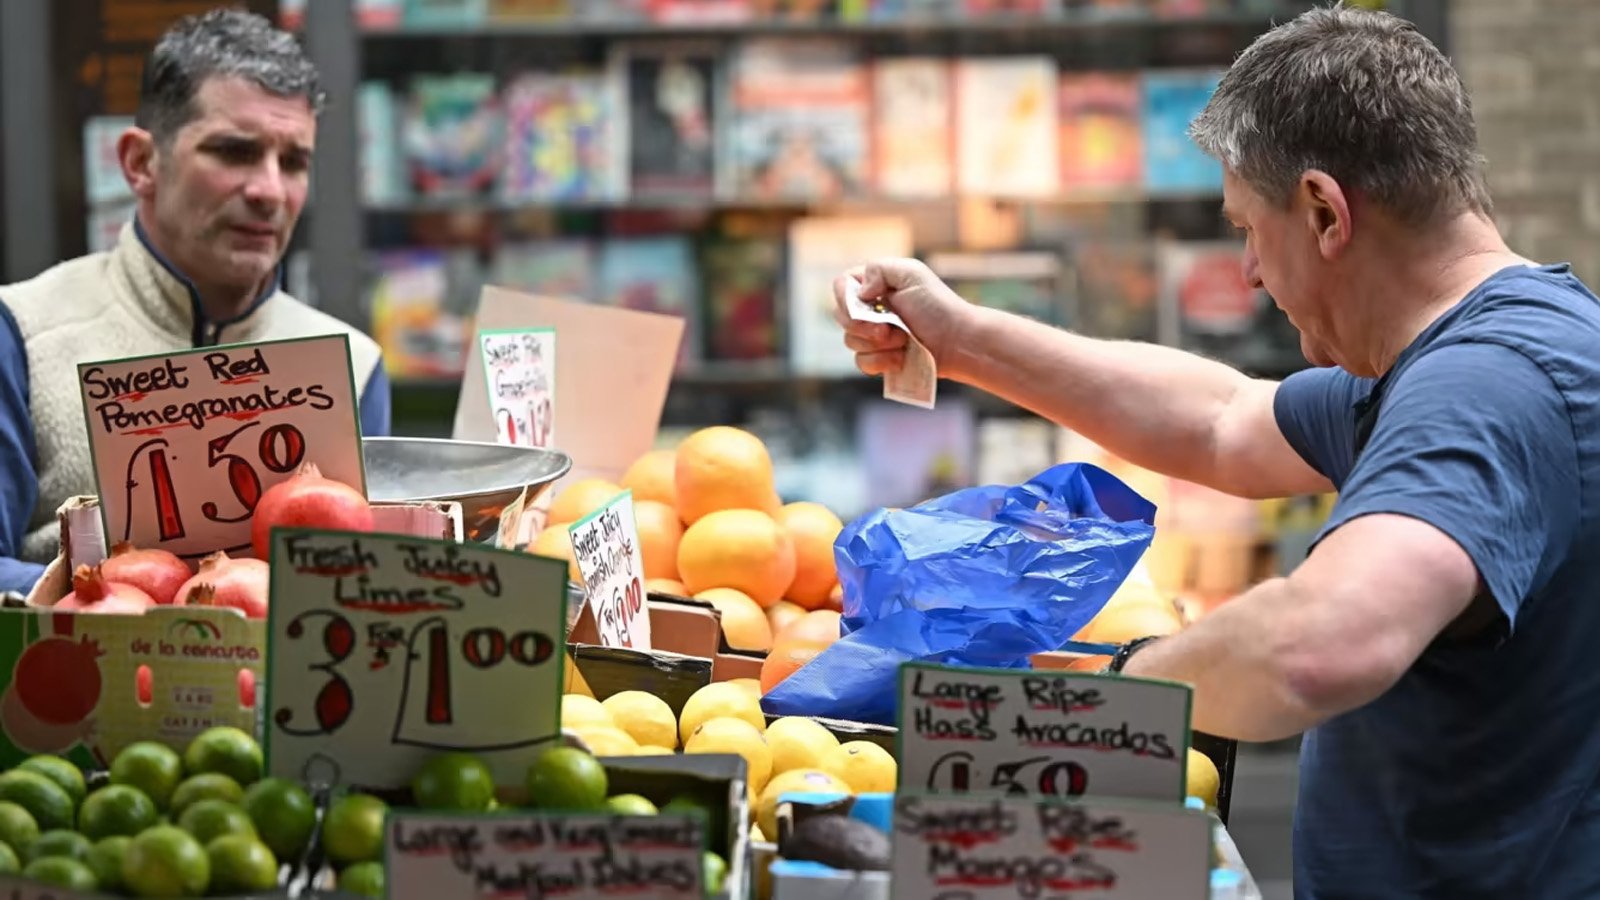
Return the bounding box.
[761,462,1156,726]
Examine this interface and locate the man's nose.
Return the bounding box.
[242,158,286,209]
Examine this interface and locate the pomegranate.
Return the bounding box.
[251,462,374,561]
[55,565,155,614]
[100,541,191,606]
[177,552,270,619]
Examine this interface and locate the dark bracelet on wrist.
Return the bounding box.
[1107,635,1163,673]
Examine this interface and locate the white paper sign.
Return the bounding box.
[890,793,1212,900]
[77,335,364,561]
[480,328,556,449]
[844,277,938,409]
[898,664,1192,804]
[265,530,569,791]
[386,811,706,900]
[567,491,651,650]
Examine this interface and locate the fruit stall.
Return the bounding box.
[0,304,1263,898]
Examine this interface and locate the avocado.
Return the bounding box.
[780,814,891,872]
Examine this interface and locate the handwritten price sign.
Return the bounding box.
[386,810,706,900]
[890,793,1211,900]
[77,335,364,561]
[897,663,1192,804]
[567,491,651,651]
[264,529,569,790]
[480,328,556,449]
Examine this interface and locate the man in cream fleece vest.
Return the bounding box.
[0,10,389,594]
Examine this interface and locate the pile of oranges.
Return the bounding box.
[532,425,845,695]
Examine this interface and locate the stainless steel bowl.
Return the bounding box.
[362,436,572,541]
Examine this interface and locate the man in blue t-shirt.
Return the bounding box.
[833,6,1600,898]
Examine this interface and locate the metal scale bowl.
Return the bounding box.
[362,436,572,542]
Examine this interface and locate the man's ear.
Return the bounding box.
[118,127,160,200]
[1301,170,1352,260]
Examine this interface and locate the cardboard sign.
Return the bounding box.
[77,335,365,562]
[0,606,262,771]
[890,793,1212,899]
[453,288,683,487]
[567,491,651,650]
[897,664,1191,804]
[264,530,568,791]
[385,811,706,900]
[480,327,557,449]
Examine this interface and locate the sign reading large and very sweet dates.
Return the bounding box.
[77,335,365,561]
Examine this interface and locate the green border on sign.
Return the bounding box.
[893,660,1195,804]
[262,525,570,790]
[75,333,368,555]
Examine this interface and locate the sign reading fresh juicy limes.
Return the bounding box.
[264,529,568,791]
[77,335,365,561]
[896,663,1192,804]
[567,490,652,650]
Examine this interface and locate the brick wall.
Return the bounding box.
[1451,0,1600,286]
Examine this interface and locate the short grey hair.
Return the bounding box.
[136,7,325,145]
[1189,3,1492,226]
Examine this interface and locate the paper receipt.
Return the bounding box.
[844,279,938,409]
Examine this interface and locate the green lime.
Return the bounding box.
[22,855,98,890]
[28,829,91,864]
[526,748,607,811]
[183,727,263,786]
[338,860,386,897]
[322,793,388,865]
[703,851,728,894]
[170,773,244,818]
[0,770,74,831]
[121,825,209,897]
[77,784,159,841]
[240,778,315,861]
[606,793,658,816]
[87,835,130,892]
[0,801,39,857]
[18,756,87,807]
[0,841,17,874]
[206,834,279,893]
[412,753,495,812]
[110,741,184,811]
[178,798,256,846]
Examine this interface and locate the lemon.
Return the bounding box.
[632,745,674,756]
[754,768,851,841]
[570,726,640,757]
[727,678,762,698]
[561,695,614,731]
[601,691,679,750]
[765,717,840,777]
[824,741,896,794]
[684,717,772,795]
[1186,747,1221,809]
[678,683,766,746]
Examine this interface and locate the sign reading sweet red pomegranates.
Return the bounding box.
[76,335,367,563]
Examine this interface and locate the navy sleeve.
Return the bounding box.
[359,363,392,438]
[0,303,46,595]
[1320,342,1578,632]
[1273,365,1373,487]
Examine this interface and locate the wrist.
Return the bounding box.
[1107,635,1163,675]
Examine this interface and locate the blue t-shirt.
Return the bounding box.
[1275,263,1600,898]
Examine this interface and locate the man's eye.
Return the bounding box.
[211,142,259,163]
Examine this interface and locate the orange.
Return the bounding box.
[530,526,581,582]
[695,588,773,652]
[675,427,776,525]
[621,449,678,508]
[548,478,622,526]
[678,509,796,608]
[634,500,683,581]
[760,610,840,694]
[825,583,843,612]
[1075,601,1183,645]
[646,577,687,596]
[774,502,843,610]
[766,600,805,639]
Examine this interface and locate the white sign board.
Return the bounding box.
[567,491,651,650]
[480,328,556,448]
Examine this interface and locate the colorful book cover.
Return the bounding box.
[1158,240,1260,337]
[490,0,571,18]
[609,41,720,199]
[501,70,615,202]
[872,58,952,198]
[491,239,597,301]
[1072,240,1159,342]
[747,0,839,19]
[1141,69,1225,194]
[925,250,1066,326]
[857,398,976,511]
[82,116,134,205]
[841,0,955,18]
[962,0,1053,13]
[787,215,914,376]
[404,0,489,26]
[403,73,503,198]
[368,249,472,379]
[646,0,754,21]
[1058,72,1142,193]
[727,38,871,202]
[701,236,782,361]
[954,57,1060,197]
[596,237,703,370]
[358,81,406,205]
